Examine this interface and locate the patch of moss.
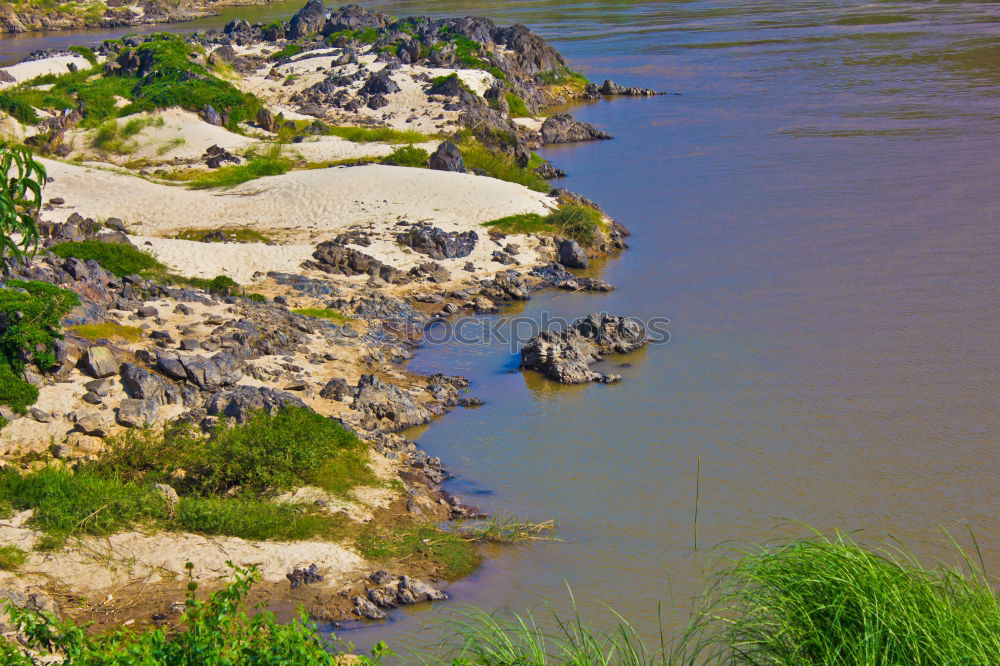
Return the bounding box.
[69,323,143,343]
[291,308,351,324]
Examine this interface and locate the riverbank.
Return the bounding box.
[0,1,658,644]
[0,0,278,34]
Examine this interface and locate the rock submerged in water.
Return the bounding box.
[520,313,647,384]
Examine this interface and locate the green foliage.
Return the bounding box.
[98,407,374,498]
[536,67,590,89]
[325,27,379,44]
[174,497,345,541]
[292,308,351,324]
[0,93,39,124]
[381,145,430,168]
[49,240,165,278]
[187,146,292,189]
[697,533,1000,666]
[0,467,167,544]
[0,145,46,267]
[269,43,304,61]
[0,544,26,570]
[0,565,391,665]
[357,525,480,580]
[322,124,429,144]
[459,140,551,193]
[0,280,77,418]
[172,227,273,244]
[546,205,604,246]
[484,205,605,246]
[505,92,532,117]
[430,72,472,93]
[68,45,98,66]
[92,115,164,154]
[68,323,143,343]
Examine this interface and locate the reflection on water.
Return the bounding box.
[3,0,1000,660]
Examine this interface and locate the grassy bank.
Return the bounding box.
[2,533,995,663]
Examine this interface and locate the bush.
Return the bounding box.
[381,145,429,168]
[0,565,389,664]
[546,204,604,246]
[49,240,165,278]
[99,407,375,498]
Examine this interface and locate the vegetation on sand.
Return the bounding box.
[49,240,165,278]
[484,205,605,246]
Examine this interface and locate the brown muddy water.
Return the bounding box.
[4,0,1000,659]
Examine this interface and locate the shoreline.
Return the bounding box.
[0,1,654,643]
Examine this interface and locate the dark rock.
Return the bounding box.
[80,346,119,378]
[286,563,323,589]
[557,238,589,269]
[319,377,350,401]
[458,397,484,407]
[288,0,329,39]
[599,79,662,96]
[396,226,476,260]
[361,70,400,96]
[480,271,529,301]
[136,305,158,318]
[352,374,430,431]
[324,4,388,35]
[540,113,612,144]
[116,398,159,428]
[82,391,103,405]
[427,141,465,173]
[353,595,387,621]
[203,144,241,169]
[520,313,648,384]
[308,241,407,284]
[120,362,182,405]
[205,385,307,424]
[201,105,223,127]
[256,107,280,133]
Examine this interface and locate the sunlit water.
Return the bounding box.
[4,0,1000,659]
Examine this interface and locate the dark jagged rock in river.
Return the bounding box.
[597,79,664,96]
[540,113,612,144]
[520,313,648,384]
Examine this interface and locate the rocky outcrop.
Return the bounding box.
[308,241,407,284]
[288,0,329,39]
[396,225,477,260]
[540,114,612,144]
[557,238,589,269]
[480,270,529,301]
[354,570,447,620]
[428,141,465,173]
[205,386,307,424]
[351,374,430,431]
[520,313,648,384]
[598,79,663,96]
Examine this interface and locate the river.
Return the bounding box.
[3,0,1000,660]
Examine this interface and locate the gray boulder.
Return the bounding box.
[205,386,307,424]
[120,363,181,406]
[351,374,430,431]
[540,113,611,144]
[116,398,159,428]
[80,346,119,378]
[520,313,647,384]
[288,0,328,39]
[428,141,465,173]
[557,238,589,269]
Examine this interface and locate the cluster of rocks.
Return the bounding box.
[202,144,241,168]
[38,212,129,248]
[582,79,666,98]
[395,224,477,260]
[520,313,648,384]
[306,239,453,286]
[353,570,447,621]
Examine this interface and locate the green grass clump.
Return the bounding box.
[698,533,1000,665]
[174,497,345,541]
[0,93,40,124]
[325,28,378,44]
[0,467,167,544]
[504,92,532,117]
[269,44,304,61]
[381,145,429,168]
[68,45,98,66]
[92,115,164,154]
[187,146,292,189]
[98,407,374,498]
[323,125,429,144]
[536,67,590,89]
[459,140,551,193]
[292,308,351,323]
[172,228,273,244]
[357,524,480,580]
[484,205,605,246]
[49,240,165,278]
[69,322,143,343]
[0,544,26,571]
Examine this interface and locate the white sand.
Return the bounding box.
[0,54,95,89]
[42,158,553,244]
[133,235,316,282]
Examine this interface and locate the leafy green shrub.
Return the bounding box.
[49,240,165,278]
[0,565,390,664]
[68,45,98,66]
[0,280,78,419]
[0,544,26,570]
[99,407,374,498]
[381,145,429,168]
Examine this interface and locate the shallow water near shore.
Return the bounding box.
[4,0,1000,659]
